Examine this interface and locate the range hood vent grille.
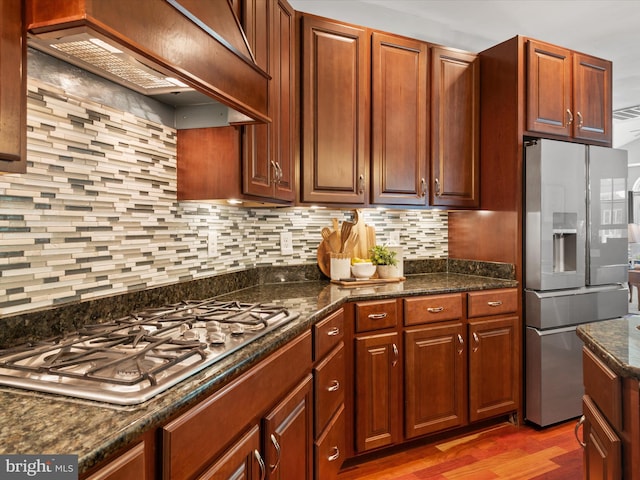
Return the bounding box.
[46,35,190,95]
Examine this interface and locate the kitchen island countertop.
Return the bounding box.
[576,314,640,380]
[0,272,516,474]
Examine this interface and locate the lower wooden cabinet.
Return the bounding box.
[162,331,312,479]
[354,331,401,452]
[468,315,519,422]
[196,426,262,480]
[581,395,621,480]
[83,442,146,480]
[404,321,466,438]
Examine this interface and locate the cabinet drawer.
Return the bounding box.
[314,309,344,361]
[314,342,345,436]
[85,442,146,480]
[467,288,517,318]
[315,405,346,480]
[355,299,398,332]
[583,347,622,431]
[404,294,463,326]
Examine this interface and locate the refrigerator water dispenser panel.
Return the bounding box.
[552,212,578,273]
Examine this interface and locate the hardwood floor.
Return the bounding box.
[337,420,582,479]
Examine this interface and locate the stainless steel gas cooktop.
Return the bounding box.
[0,299,299,405]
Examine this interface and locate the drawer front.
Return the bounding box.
[314,342,345,436]
[355,299,398,332]
[315,405,346,480]
[314,309,344,361]
[583,347,622,431]
[467,288,518,318]
[404,294,463,326]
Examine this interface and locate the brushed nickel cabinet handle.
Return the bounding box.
[427,306,444,313]
[566,108,574,126]
[419,177,426,197]
[487,301,503,307]
[328,446,340,462]
[392,343,399,366]
[327,327,340,336]
[368,312,388,320]
[269,434,281,471]
[327,380,340,392]
[254,450,266,480]
[270,160,278,184]
[575,415,586,448]
[358,174,365,194]
[457,333,464,355]
[434,178,441,196]
[472,332,480,352]
[576,111,583,129]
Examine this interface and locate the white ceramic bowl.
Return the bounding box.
[351,262,376,280]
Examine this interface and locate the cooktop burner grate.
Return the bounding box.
[0,299,299,405]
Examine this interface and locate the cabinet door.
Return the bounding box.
[430,46,479,208]
[404,322,466,438]
[468,316,518,422]
[196,426,263,480]
[582,395,622,480]
[263,374,313,480]
[573,53,612,144]
[0,0,26,173]
[354,332,400,452]
[85,442,146,480]
[242,0,295,202]
[526,40,572,138]
[300,15,369,204]
[371,32,428,205]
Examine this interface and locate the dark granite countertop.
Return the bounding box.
[0,273,516,474]
[576,315,640,380]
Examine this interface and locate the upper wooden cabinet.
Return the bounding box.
[299,15,369,205]
[371,32,429,206]
[430,46,480,208]
[242,0,296,203]
[0,0,26,173]
[526,39,612,145]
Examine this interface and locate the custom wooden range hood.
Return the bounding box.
[25,0,270,123]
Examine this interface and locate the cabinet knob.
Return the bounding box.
[574,415,586,448]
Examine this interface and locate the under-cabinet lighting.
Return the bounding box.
[165,77,189,88]
[227,199,243,205]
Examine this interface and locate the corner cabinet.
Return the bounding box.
[242,0,296,203]
[299,15,369,205]
[0,0,26,173]
[526,39,612,145]
[430,46,480,208]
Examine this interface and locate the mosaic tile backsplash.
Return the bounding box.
[0,79,448,317]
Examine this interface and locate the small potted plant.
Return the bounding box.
[369,245,399,279]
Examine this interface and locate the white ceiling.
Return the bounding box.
[288,0,640,148]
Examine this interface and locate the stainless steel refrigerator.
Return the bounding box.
[524,139,628,427]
